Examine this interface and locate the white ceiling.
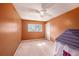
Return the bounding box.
[13,3,79,21]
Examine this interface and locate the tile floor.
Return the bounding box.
[14,39,55,56]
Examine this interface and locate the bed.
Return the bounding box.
[54,29,79,56]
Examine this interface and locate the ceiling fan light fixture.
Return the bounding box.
[40,11,44,16]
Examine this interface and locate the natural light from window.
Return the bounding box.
[28,24,42,32]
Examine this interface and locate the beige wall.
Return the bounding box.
[0,4,21,56]
[22,20,46,40]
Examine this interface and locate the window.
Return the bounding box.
[28,24,42,32]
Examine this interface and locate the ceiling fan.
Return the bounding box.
[25,3,54,18]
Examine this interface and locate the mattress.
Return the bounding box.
[54,42,79,56]
[54,29,79,56]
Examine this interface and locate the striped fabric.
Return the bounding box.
[56,29,79,49]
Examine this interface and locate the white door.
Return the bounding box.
[45,22,50,40]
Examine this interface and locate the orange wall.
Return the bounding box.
[47,7,79,41]
[22,20,46,40]
[0,4,21,55]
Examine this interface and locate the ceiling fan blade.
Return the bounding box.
[40,13,52,18]
[25,7,40,13]
[41,3,55,10]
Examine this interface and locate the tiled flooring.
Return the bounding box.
[14,39,55,56]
